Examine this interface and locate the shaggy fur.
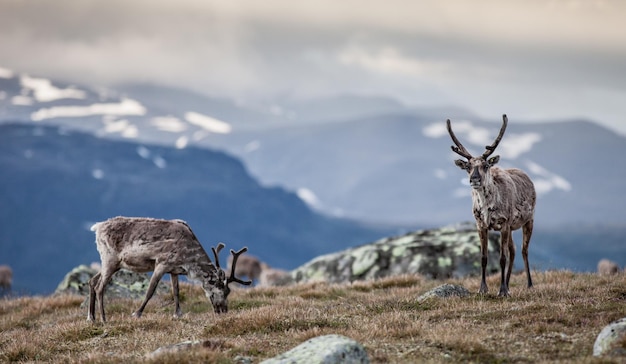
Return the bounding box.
[448,115,536,296]
[87,216,250,322]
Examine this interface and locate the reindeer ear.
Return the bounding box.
[454,159,469,170]
[487,155,500,166]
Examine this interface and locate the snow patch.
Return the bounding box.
[136,146,151,159]
[525,160,572,194]
[20,74,86,102]
[31,98,146,121]
[92,169,105,179]
[499,133,542,159]
[185,111,231,134]
[175,136,188,149]
[297,188,321,208]
[151,116,188,133]
[102,118,138,138]
[192,130,209,141]
[423,120,541,159]
[0,66,14,78]
[153,156,167,169]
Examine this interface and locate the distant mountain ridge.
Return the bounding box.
[0,123,389,294]
[2,66,626,294]
[2,67,624,227]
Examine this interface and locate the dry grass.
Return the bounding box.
[1,270,626,363]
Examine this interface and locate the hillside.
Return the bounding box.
[0,123,389,294]
[2,70,625,227]
[1,271,625,362]
[1,69,625,284]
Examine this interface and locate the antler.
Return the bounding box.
[211,242,226,269]
[482,114,508,158]
[228,247,253,286]
[446,119,473,159]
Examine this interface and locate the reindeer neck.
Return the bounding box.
[471,173,501,229]
[180,247,218,283]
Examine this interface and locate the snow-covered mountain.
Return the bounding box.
[2,65,625,228]
[2,65,626,293]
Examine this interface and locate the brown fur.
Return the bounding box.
[448,115,536,297]
[87,216,250,322]
[227,254,263,283]
[258,263,292,287]
[0,265,12,292]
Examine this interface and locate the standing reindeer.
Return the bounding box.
[447,114,536,296]
[87,216,251,322]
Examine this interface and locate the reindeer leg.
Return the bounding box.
[170,273,182,318]
[478,228,489,294]
[87,272,101,322]
[506,230,516,293]
[96,268,117,322]
[133,265,166,318]
[522,219,534,288]
[498,228,511,297]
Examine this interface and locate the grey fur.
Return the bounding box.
[87,216,251,322]
[447,115,536,296]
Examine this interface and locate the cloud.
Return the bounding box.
[0,1,625,133]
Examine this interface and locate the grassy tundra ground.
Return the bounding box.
[1,270,625,363]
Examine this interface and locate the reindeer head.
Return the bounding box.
[447,114,508,189]
[205,243,252,313]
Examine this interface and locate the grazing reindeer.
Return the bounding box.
[447,114,536,296]
[0,265,12,294]
[227,254,263,284]
[87,216,251,322]
[597,259,620,276]
[259,262,292,287]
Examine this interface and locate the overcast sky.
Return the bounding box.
[1,0,625,134]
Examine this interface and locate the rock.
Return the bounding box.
[146,339,225,359]
[292,222,501,284]
[417,284,470,303]
[55,264,170,300]
[597,259,620,276]
[593,317,626,357]
[261,334,369,364]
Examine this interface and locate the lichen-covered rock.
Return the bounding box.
[261,334,369,364]
[55,264,170,300]
[146,339,225,360]
[292,222,500,284]
[593,317,626,357]
[417,284,470,303]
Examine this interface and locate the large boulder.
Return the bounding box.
[55,264,170,299]
[594,317,626,357]
[292,222,501,284]
[416,284,471,303]
[261,334,369,364]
